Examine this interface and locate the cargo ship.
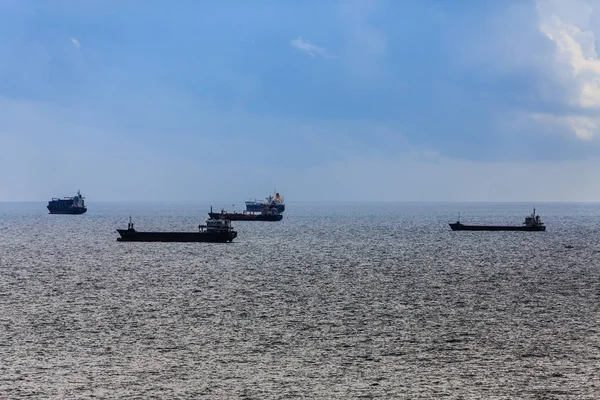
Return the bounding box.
[245,191,285,213]
[116,216,237,242]
[47,190,87,214]
[449,208,546,231]
[209,206,283,221]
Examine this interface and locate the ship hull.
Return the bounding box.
[47,207,87,215]
[449,223,545,231]
[245,203,285,213]
[209,212,283,221]
[117,229,236,242]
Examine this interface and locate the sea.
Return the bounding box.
[0,202,599,399]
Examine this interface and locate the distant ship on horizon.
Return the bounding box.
[210,206,283,221]
[47,190,87,214]
[245,191,285,213]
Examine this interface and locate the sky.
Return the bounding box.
[2,0,600,202]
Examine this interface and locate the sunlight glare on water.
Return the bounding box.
[1,202,599,398]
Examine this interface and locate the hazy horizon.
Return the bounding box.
[4,199,600,205]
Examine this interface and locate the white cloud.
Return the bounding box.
[463,1,600,140]
[70,37,80,48]
[535,0,600,138]
[290,36,327,58]
[538,16,600,107]
[530,112,598,140]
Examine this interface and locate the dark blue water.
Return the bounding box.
[1,202,599,398]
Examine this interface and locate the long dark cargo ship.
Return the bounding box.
[449,209,545,231]
[209,206,283,221]
[117,217,237,242]
[47,190,87,214]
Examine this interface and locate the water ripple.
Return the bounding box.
[0,202,599,398]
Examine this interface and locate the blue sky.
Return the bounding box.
[2,0,600,201]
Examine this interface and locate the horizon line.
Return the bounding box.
[3,200,600,204]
